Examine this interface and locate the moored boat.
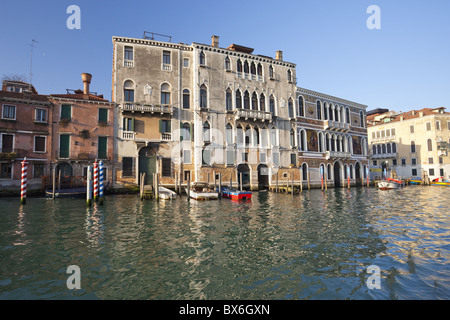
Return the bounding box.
[186,182,218,200]
[45,187,87,198]
[219,187,252,201]
[378,178,402,190]
[430,177,450,187]
[159,186,177,200]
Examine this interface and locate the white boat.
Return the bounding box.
[185,182,218,200]
[378,179,401,190]
[159,186,177,200]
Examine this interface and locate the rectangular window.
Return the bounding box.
[272,152,280,166]
[226,150,234,166]
[163,51,171,65]
[183,58,189,68]
[391,128,395,136]
[98,108,108,124]
[439,157,443,164]
[440,168,444,177]
[124,89,134,102]
[123,117,134,131]
[98,137,107,159]
[401,158,406,166]
[429,168,435,176]
[412,168,417,176]
[448,121,450,131]
[159,120,171,133]
[0,162,12,179]
[426,122,431,131]
[33,163,45,179]
[1,134,14,153]
[35,108,47,122]
[34,136,46,153]
[376,131,380,138]
[290,153,297,166]
[161,158,172,177]
[184,170,190,181]
[410,125,414,134]
[183,91,190,109]
[411,158,417,165]
[428,157,434,164]
[436,121,441,131]
[2,104,16,120]
[59,134,70,158]
[373,160,377,166]
[392,159,397,166]
[61,104,71,120]
[202,149,211,166]
[122,157,134,177]
[183,150,191,164]
[124,46,133,61]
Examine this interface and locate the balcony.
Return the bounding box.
[124,60,134,68]
[122,131,136,140]
[325,151,351,160]
[323,120,350,132]
[161,64,172,71]
[236,72,265,82]
[0,148,18,160]
[234,108,272,122]
[371,135,396,143]
[121,103,173,115]
[161,133,171,141]
[372,152,397,159]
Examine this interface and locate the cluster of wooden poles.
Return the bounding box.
[85,160,105,206]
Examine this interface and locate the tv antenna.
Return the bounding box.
[29,39,38,90]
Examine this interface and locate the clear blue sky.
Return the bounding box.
[1,0,449,112]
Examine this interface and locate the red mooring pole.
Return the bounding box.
[21,157,28,205]
[93,160,99,202]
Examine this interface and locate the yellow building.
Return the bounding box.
[367,107,450,181]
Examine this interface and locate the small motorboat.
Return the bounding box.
[45,187,87,198]
[159,186,177,200]
[378,178,402,190]
[430,177,450,187]
[186,182,218,200]
[219,187,252,201]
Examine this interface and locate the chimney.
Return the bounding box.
[81,73,92,96]
[211,35,219,48]
[275,50,283,61]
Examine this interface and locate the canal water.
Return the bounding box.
[0,186,449,300]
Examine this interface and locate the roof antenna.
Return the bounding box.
[29,39,38,91]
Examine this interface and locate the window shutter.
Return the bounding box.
[131,118,135,131]
[159,119,162,133]
[167,120,171,132]
[98,137,107,159]
[59,135,70,158]
[190,123,194,141]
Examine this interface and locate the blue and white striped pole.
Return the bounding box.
[99,161,104,205]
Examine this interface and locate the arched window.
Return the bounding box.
[346,107,350,124]
[226,123,233,144]
[237,124,244,146]
[252,92,258,110]
[298,130,307,151]
[302,163,308,181]
[316,101,322,120]
[257,63,263,77]
[199,51,206,65]
[372,145,377,155]
[269,65,274,79]
[224,55,231,71]
[200,84,207,108]
[259,93,266,111]
[250,62,256,76]
[182,122,191,141]
[245,125,251,146]
[377,145,381,155]
[298,96,304,117]
[235,90,242,109]
[335,106,340,122]
[387,143,392,154]
[237,59,242,73]
[269,95,275,114]
[243,61,249,74]
[290,128,295,147]
[243,91,250,109]
[360,111,365,128]
[323,102,328,120]
[270,127,277,146]
[225,89,232,111]
[161,83,171,105]
[287,69,292,82]
[123,80,135,102]
[254,127,260,146]
[382,144,386,154]
[182,89,190,109]
[392,142,397,153]
[288,98,294,118]
[202,121,210,143]
[344,164,348,179]
[318,132,324,152]
[329,104,334,121]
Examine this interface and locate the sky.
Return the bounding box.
[1,0,449,113]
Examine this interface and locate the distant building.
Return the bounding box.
[112,34,369,189]
[48,73,115,188]
[367,107,450,181]
[0,81,52,190]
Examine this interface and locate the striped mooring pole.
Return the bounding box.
[86,166,92,207]
[93,160,99,202]
[20,157,28,205]
[99,160,104,205]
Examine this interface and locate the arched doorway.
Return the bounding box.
[139,147,157,185]
[257,164,269,189]
[333,161,342,188]
[56,162,73,187]
[237,164,250,189]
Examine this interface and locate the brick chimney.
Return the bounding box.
[275,50,283,61]
[81,73,92,97]
[211,35,219,47]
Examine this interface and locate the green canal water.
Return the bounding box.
[0,186,449,300]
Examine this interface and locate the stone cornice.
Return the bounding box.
[297,87,368,110]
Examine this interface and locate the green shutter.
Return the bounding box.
[159,120,162,133]
[61,104,71,120]
[131,118,135,131]
[98,137,107,159]
[167,120,171,132]
[190,123,194,141]
[99,108,108,123]
[59,135,70,158]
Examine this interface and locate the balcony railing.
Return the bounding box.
[234,108,272,122]
[121,103,173,115]
[0,148,18,160]
[371,136,396,143]
[161,133,171,141]
[124,60,134,68]
[161,64,172,71]
[122,131,136,140]
[323,120,350,132]
[326,151,351,159]
[236,72,265,82]
[372,152,397,159]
